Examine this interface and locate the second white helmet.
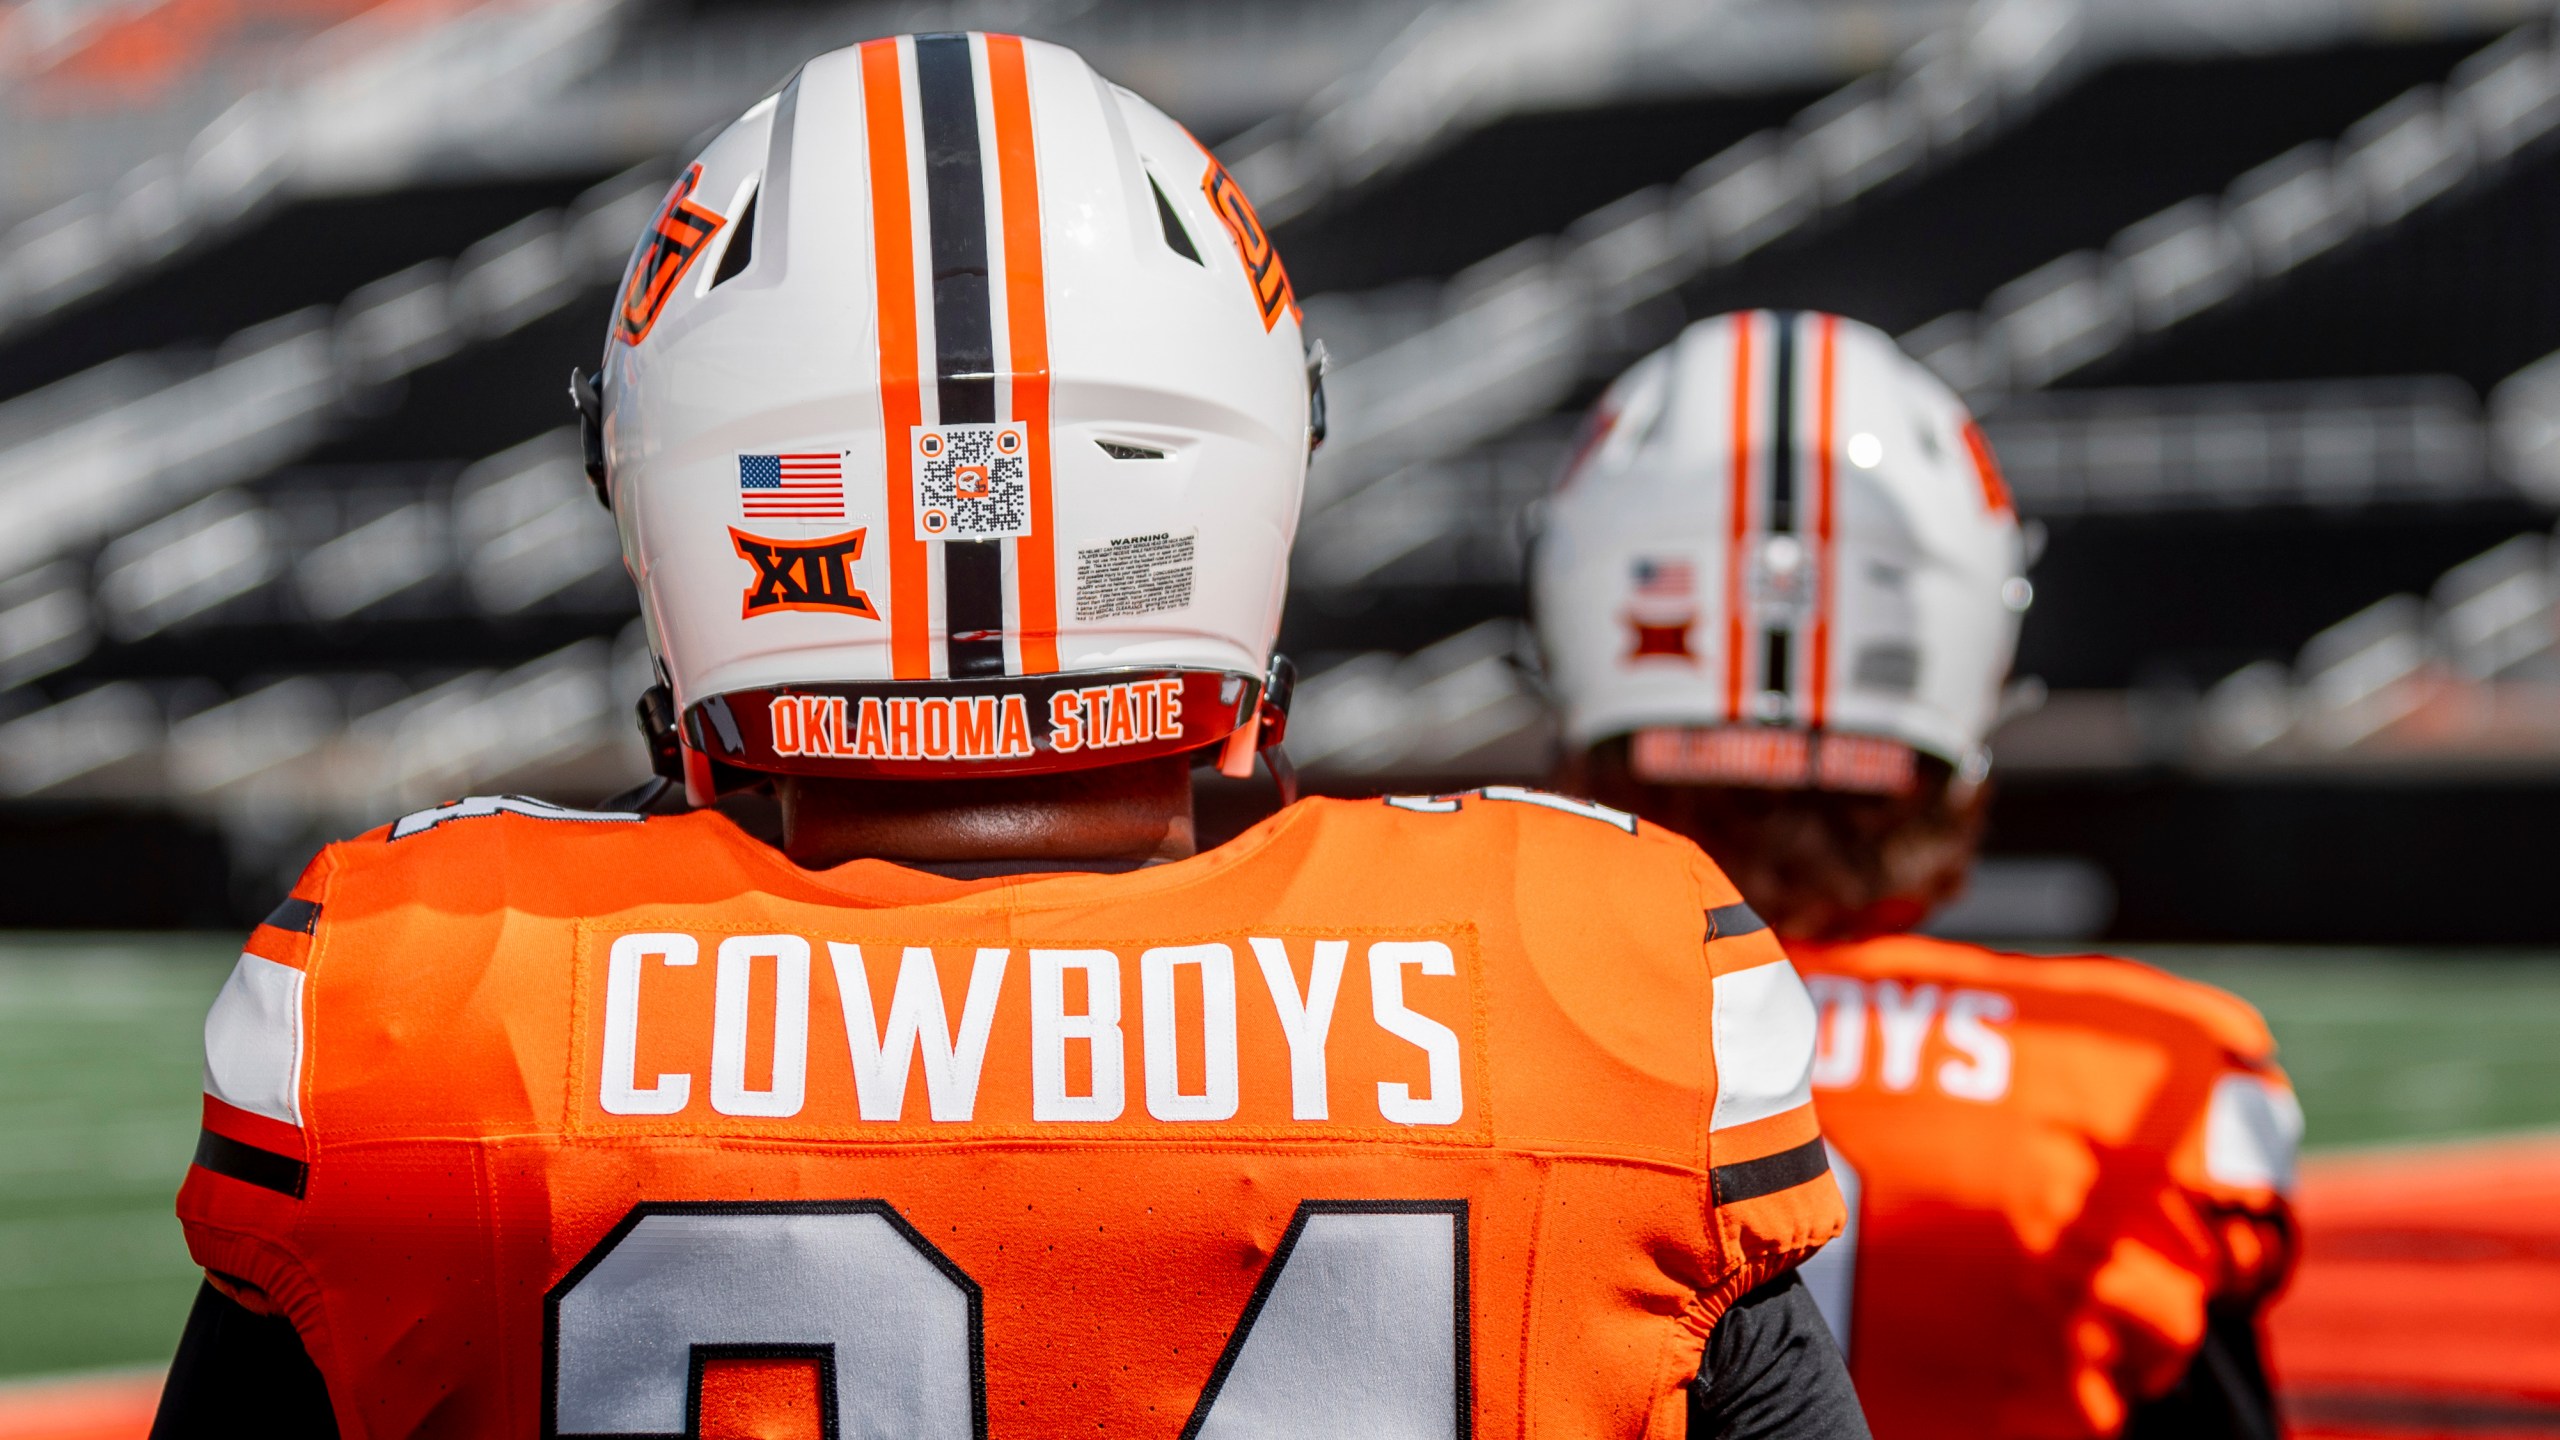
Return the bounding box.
[1534,310,2027,789]
[594,33,1314,800]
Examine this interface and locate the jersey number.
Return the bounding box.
[544,1198,1470,1439]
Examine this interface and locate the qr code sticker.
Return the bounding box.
[912,422,1031,540]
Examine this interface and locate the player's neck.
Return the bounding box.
[777,754,1197,869]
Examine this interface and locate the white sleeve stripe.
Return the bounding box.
[203,953,306,1127]
[1709,960,1818,1132]
[2205,1072,2303,1193]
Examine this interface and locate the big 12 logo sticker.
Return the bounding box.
[730,529,878,619]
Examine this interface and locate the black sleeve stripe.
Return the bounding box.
[193,1130,307,1199]
[261,896,320,934]
[1706,901,1768,941]
[1712,1137,1830,1206]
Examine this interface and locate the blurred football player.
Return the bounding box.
[153,37,1867,1440]
[1533,310,2300,1440]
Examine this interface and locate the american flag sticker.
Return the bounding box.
[739,453,847,519]
[1632,556,1696,598]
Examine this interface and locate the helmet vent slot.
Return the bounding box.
[709,186,758,289]
[1097,440,1168,461]
[1147,173,1202,265]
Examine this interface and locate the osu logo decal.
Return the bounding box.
[615,163,726,346]
[1626,614,1695,662]
[1201,153,1296,332]
[732,529,879,619]
[1963,417,2015,514]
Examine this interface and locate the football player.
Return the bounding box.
[153,37,1868,1440]
[1533,311,2301,1440]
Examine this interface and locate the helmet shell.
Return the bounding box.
[601,33,1309,783]
[1534,310,2025,772]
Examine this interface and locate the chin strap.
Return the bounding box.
[637,683,734,809]
[1261,743,1299,807]
[639,684,684,786]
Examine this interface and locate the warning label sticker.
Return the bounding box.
[1074,531,1196,621]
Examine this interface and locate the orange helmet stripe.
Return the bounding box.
[1808,312,1841,730]
[985,34,1060,675]
[1723,312,1756,723]
[859,38,934,679]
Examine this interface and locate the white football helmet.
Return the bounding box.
[1533,311,2027,791]
[584,32,1315,802]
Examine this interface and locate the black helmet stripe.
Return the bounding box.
[915,32,1007,679]
[1761,310,1800,714]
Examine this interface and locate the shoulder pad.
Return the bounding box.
[1939,939,2279,1062]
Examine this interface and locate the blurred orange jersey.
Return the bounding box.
[1787,934,2299,1440]
[177,789,1841,1440]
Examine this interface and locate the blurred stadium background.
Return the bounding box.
[0,0,2555,1433]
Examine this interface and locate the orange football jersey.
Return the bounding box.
[1786,934,2300,1440]
[177,789,1842,1440]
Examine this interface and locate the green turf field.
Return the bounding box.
[2131,946,2560,1150]
[0,937,234,1381]
[0,936,2555,1379]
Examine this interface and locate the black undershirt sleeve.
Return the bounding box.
[1690,1271,1873,1440]
[2121,1299,2282,1440]
[150,1280,339,1440]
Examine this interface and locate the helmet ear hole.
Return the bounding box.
[569,367,608,508]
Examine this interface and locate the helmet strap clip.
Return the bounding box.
[637,684,684,786]
[1216,653,1299,803]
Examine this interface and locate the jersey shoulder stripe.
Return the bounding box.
[1709,959,1816,1133]
[193,1127,306,1198]
[2204,1071,2304,1192]
[1707,901,1768,939]
[262,896,321,934]
[203,953,305,1127]
[386,793,649,841]
[184,849,344,1214]
[1373,787,1642,838]
[1712,1137,1830,1205]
